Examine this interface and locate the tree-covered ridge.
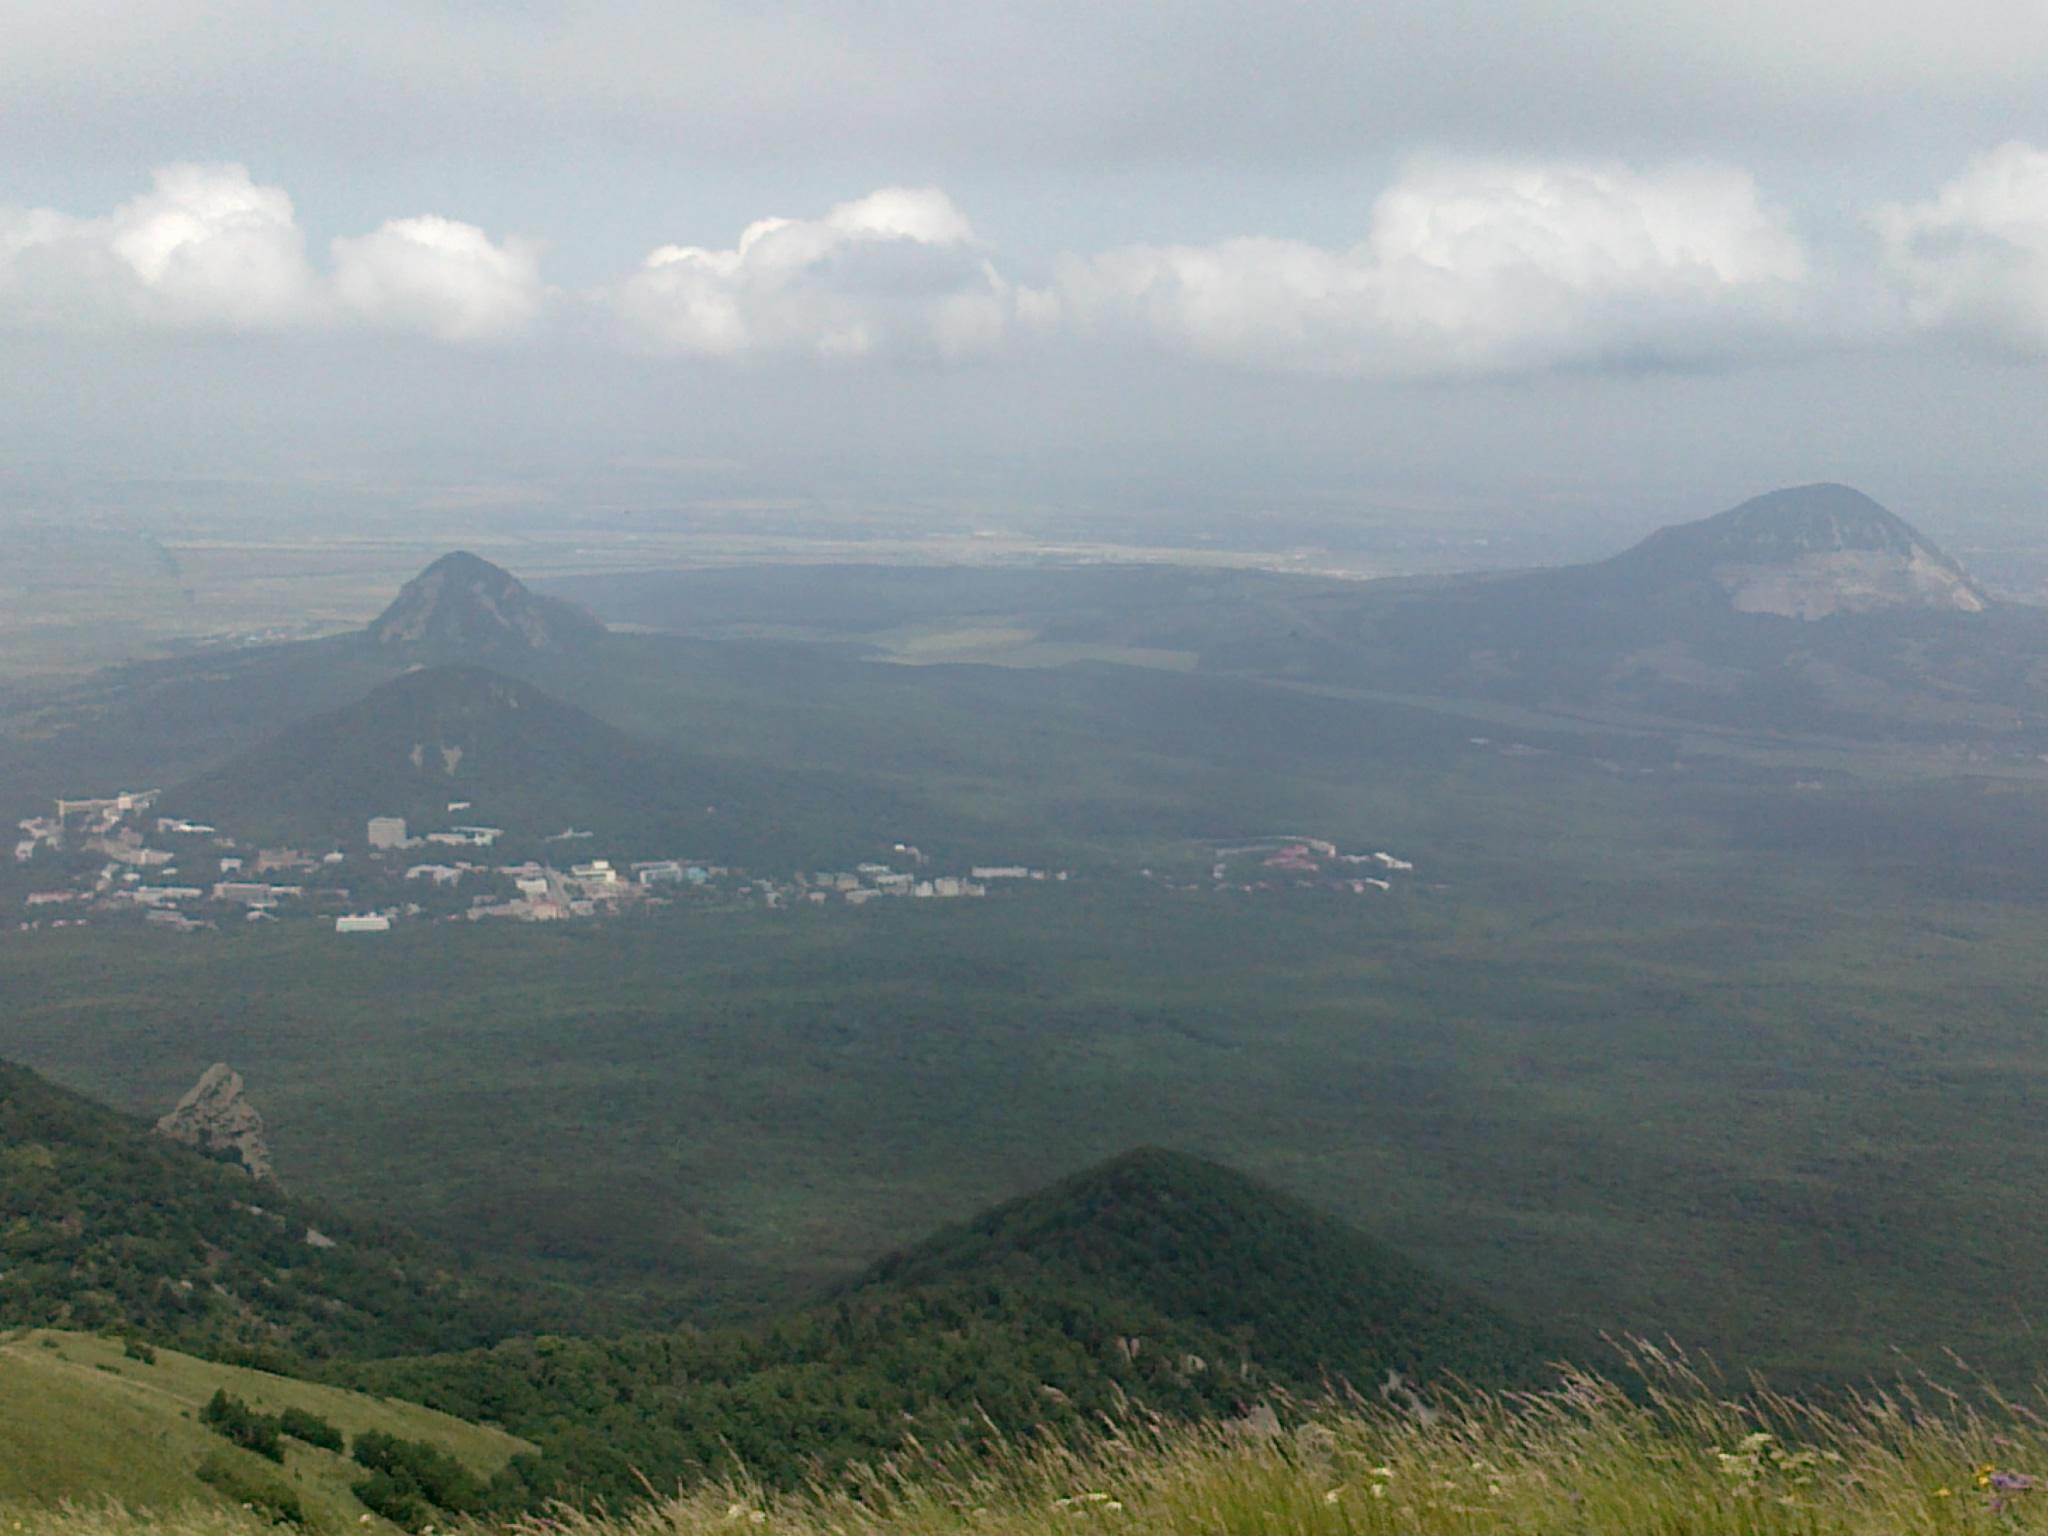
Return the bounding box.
[344,1148,1552,1509]
[351,1276,1259,1508]
[0,1059,563,1359]
[856,1147,1552,1390]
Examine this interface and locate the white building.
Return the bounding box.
[335,913,391,934]
[134,885,203,906]
[367,817,409,850]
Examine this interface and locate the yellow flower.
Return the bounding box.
[1935,1487,1952,1498]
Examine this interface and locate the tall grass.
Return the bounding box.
[14,1345,2048,1534]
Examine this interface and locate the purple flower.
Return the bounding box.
[1990,1472,2036,1491]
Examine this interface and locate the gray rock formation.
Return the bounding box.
[1606,483,1990,619]
[369,551,606,658]
[155,1063,275,1180]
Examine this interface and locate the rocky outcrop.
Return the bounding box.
[155,1064,274,1180]
[369,551,606,658]
[1604,483,1991,619]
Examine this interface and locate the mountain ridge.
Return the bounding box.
[348,1145,1553,1503]
[1595,483,1988,619]
[856,1145,1551,1388]
[369,551,607,659]
[158,662,726,848]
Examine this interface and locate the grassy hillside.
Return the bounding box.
[0,1328,529,1529]
[0,1059,572,1359]
[8,1351,2044,1535]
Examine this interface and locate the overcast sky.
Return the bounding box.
[9,0,2048,552]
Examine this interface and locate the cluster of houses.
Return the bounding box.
[1138,835,1419,897]
[14,789,371,933]
[15,796,1066,935]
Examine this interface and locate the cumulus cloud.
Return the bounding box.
[606,188,1038,361]
[1876,142,2048,353]
[332,216,543,342]
[0,162,321,332]
[1052,159,1811,376]
[0,165,541,343]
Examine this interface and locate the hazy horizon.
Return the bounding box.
[10,2,2048,560]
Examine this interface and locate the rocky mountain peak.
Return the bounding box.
[369,551,606,657]
[1607,483,1989,619]
[154,1063,274,1180]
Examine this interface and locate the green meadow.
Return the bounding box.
[0,1329,528,1527]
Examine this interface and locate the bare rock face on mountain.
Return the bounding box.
[369,551,606,659]
[1603,483,1990,620]
[155,1064,274,1180]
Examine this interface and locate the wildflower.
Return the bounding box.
[1324,1488,1344,1503]
[1991,1472,2037,1492]
[1935,1487,1952,1498]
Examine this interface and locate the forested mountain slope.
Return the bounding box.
[346,1148,1551,1506]
[0,1059,564,1359]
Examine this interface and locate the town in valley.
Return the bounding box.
[14,792,1416,932]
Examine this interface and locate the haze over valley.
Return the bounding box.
[17,5,2048,1531]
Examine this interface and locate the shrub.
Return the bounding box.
[352,1429,482,1517]
[352,1467,430,1528]
[277,1406,344,1451]
[200,1389,285,1463]
[195,1450,305,1527]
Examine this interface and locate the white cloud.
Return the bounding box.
[0,162,322,332]
[1053,159,1810,376]
[606,187,1030,361]
[1877,142,2048,354]
[332,216,543,342]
